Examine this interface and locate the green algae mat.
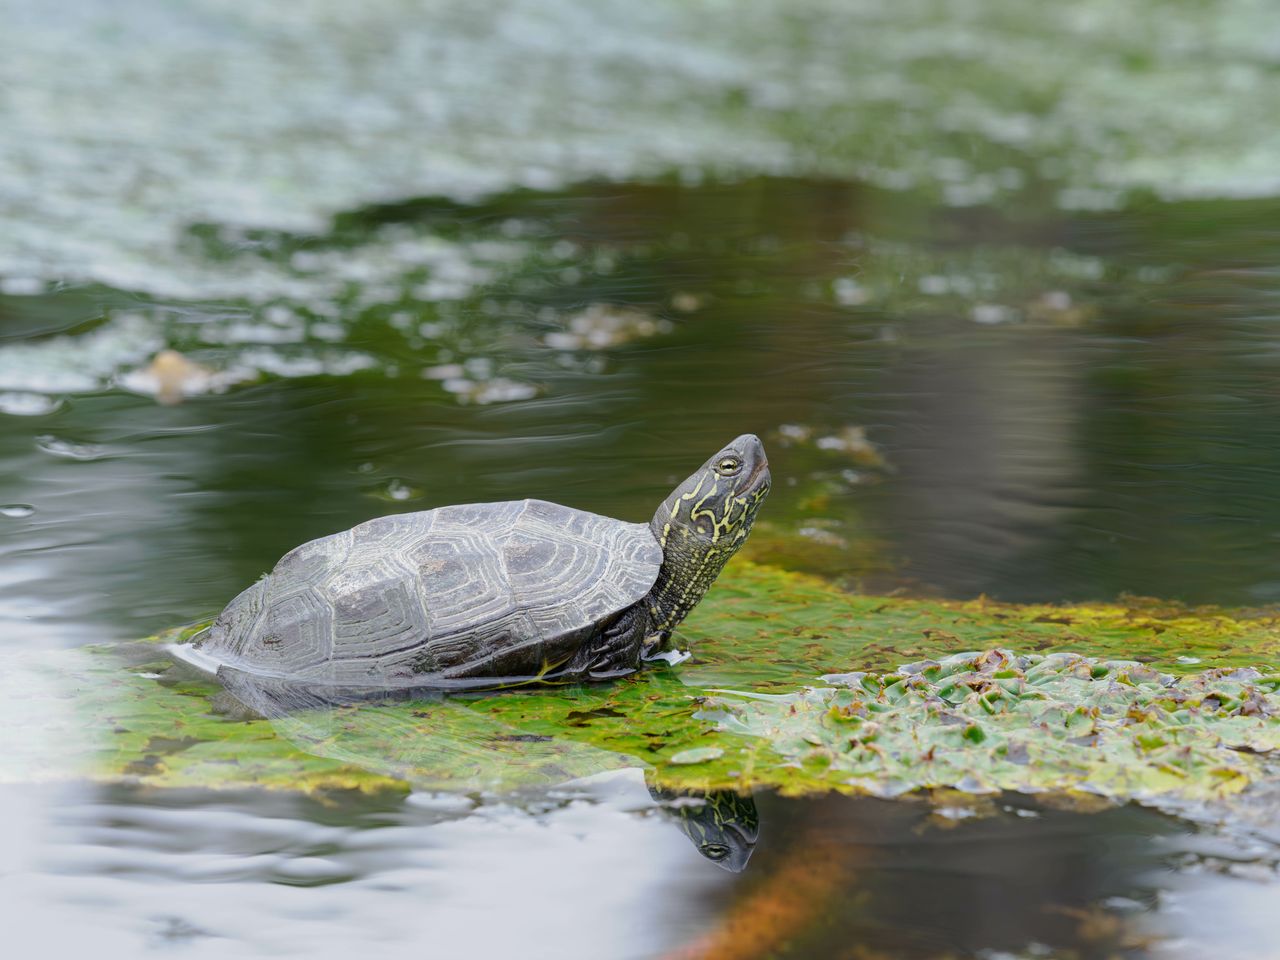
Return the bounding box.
[5,562,1279,815]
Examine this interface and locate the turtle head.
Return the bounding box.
[645,435,770,639]
[649,785,761,873]
[653,434,771,548]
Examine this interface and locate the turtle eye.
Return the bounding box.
[715,456,742,476]
[701,843,731,861]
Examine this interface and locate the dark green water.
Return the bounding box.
[4,176,1280,958]
[6,179,1280,649]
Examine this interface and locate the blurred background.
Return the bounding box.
[3,1,1280,957]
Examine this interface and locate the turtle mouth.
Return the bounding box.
[736,456,770,495]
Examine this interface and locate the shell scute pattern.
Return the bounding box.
[214,579,267,659]
[326,555,427,652]
[413,609,545,678]
[250,588,335,676]
[402,528,516,632]
[271,528,354,584]
[348,511,437,552]
[198,498,662,685]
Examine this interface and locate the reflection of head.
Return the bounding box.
[649,785,760,873]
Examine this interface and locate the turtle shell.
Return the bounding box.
[178,499,663,690]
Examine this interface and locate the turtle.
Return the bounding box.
[170,434,770,696]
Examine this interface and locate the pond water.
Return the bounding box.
[5,779,1274,960]
[5,1,1280,957]
[5,174,1279,959]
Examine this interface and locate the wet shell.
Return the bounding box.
[178,499,663,689]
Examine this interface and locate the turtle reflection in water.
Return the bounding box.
[207,674,762,870]
[649,782,760,872]
[171,436,770,695]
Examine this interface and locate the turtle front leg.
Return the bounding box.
[572,605,649,680]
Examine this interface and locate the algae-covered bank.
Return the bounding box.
[5,1,1280,957]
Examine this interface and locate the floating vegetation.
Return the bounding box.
[3,563,1278,826]
[0,176,1153,423]
[702,649,1280,803]
[367,478,424,503]
[0,313,162,394]
[439,375,539,405]
[668,746,726,766]
[0,310,374,399]
[0,392,61,416]
[772,424,888,471]
[8,0,1280,299]
[543,304,673,351]
[116,349,245,405]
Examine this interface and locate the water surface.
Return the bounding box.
[5,2,1280,957]
[5,174,1280,959]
